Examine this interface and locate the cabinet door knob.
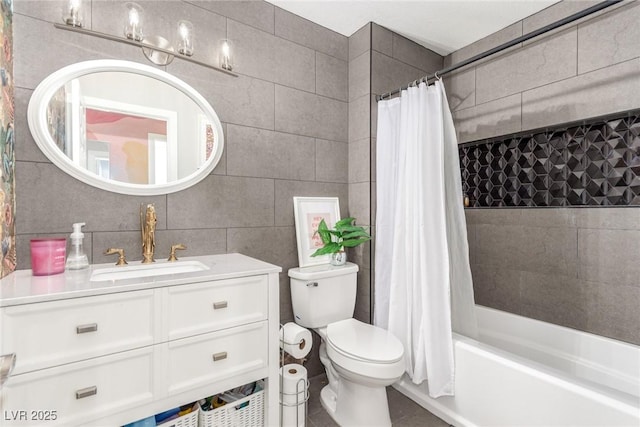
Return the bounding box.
[213,301,228,310]
[212,352,228,362]
[75,386,97,399]
[76,323,98,334]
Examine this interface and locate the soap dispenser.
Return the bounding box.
[66,222,89,270]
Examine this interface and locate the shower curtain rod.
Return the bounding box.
[376,0,623,102]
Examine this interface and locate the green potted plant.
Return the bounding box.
[311,217,371,266]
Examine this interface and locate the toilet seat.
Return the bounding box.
[324,319,405,381]
[327,319,404,364]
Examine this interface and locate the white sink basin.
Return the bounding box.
[90,260,210,282]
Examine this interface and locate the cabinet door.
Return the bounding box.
[164,275,268,340]
[163,321,268,396]
[1,347,154,426]
[1,290,155,374]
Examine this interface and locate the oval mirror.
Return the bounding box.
[27,60,224,195]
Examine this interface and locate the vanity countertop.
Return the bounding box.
[0,253,281,307]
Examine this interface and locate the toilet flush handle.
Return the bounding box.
[306,282,318,287]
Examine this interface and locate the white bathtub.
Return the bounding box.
[394,305,640,426]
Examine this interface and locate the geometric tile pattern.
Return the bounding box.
[459,111,640,207]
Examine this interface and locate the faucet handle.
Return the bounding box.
[104,248,128,266]
[0,353,16,387]
[168,244,187,262]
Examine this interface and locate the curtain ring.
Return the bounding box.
[434,71,440,80]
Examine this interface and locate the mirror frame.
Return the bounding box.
[27,59,224,195]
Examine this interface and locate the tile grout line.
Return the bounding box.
[575,225,580,279]
[575,21,579,77]
[368,24,374,325]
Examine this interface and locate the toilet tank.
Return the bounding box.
[288,262,359,328]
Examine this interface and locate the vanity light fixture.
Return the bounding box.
[219,39,233,71]
[63,0,84,28]
[124,2,144,42]
[55,5,237,77]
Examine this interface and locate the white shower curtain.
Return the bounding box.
[374,80,477,398]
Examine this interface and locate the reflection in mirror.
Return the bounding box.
[46,72,214,185]
[28,60,224,195]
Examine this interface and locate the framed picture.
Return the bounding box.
[293,196,341,267]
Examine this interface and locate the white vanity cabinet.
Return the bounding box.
[0,254,281,427]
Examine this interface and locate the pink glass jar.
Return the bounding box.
[30,238,67,276]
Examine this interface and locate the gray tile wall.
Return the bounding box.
[467,208,640,345]
[348,23,372,323]
[444,0,640,143]
[445,0,640,345]
[358,23,444,324]
[14,0,349,372]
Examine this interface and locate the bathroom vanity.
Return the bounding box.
[0,253,280,426]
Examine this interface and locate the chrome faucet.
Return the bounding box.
[140,204,157,264]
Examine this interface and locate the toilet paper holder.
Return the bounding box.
[280,322,312,360]
[281,334,306,349]
[282,337,307,351]
[280,324,309,427]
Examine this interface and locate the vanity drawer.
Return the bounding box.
[1,290,155,374]
[165,275,268,340]
[2,347,154,426]
[164,321,268,396]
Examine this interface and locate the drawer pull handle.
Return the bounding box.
[212,352,228,362]
[213,301,228,310]
[76,323,98,334]
[75,386,97,399]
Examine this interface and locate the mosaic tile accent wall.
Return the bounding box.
[460,111,640,207]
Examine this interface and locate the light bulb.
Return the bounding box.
[63,0,84,27]
[179,23,189,39]
[129,8,139,26]
[219,39,233,71]
[177,20,194,56]
[124,3,144,41]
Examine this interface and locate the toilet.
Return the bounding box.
[288,262,404,427]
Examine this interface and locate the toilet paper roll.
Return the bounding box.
[280,323,312,359]
[280,364,307,427]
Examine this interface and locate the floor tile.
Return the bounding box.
[388,386,432,422]
[306,374,450,427]
[394,410,451,427]
[307,374,329,416]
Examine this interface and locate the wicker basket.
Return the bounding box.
[156,407,199,427]
[199,389,265,427]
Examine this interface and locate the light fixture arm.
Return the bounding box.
[53,23,238,77]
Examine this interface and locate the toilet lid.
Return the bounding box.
[326,319,403,364]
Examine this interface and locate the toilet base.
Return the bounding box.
[319,381,392,427]
[319,384,337,417]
